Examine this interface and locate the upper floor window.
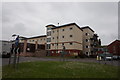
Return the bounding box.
[62,43,64,45]
[86,46,89,48]
[86,52,89,54]
[70,35,73,37]
[53,31,54,33]
[47,38,51,42]
[53,37,54,39]
[57,36,59,39]
[52,44,54,46]
[86,39,89,42]
[86,33,88,36]
[32,40,34,42]
[62,36,64,38]
[70,42,73,45]
[47,27,51,30]
[62,29,64,31]
[47,31,51,36]
[70,27,73,30]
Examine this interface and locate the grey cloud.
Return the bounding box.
[2,2,118,45]
[14,23,26,31]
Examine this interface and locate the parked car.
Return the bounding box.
[2,51,10,58]
[118,56,120,60]
[105,56,113,61]
[112,55,119,60]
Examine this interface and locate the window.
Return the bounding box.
[86,46,89,48]
[52,44,54,46]
[47,32,49,36]
[52,51,54,53]
[44,38,45,40]
[53,31,54,33]
[29,40,31,42]
[62,29,64,31]
[47,38,51,42]
[53,37,54,39]
[57,30,59,32]
[70,27,73,30]
[47,27,51,30]
[49,31,51,36]
[32,40,34,42]
[56,51,58,53]
[57,36,58,39]
[86,33,88,36]
[47,31,51,36]
[56,43,58,46]
[62,36,64,38]
[86,39,89,42]
[47,44,51,49]
[41,39,42,40]
[70,35,73,37]
[86,52,88,54]
[70,42,73,45]
[62,43,64,45]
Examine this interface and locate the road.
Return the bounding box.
[1,57,120,66]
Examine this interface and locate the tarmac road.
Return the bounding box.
[1,57,120,66]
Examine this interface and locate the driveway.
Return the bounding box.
[2,57,120,66]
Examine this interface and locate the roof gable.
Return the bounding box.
[51,23,83,31]
[81,26,94,32]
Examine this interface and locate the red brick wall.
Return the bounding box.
[49,49,81,56]
[108,40,120,55]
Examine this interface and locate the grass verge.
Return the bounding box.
[2,61,119,78]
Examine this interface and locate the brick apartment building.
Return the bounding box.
[108,40,120,56]
[19,23,101,57]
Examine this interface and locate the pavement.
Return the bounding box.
[1,57,120,66]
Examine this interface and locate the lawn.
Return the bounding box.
[2,61,119,78]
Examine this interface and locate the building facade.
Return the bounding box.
[81,27,94,56]
[46,23,83,56]
[18,23,100,57]
[45,23,100,56]
[19,35,46,54]
[108,40,120,56]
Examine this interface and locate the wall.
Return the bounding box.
[82,28,94,55]
[51,25,83,51]
[108,40,120,55]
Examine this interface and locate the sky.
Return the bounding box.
[1,2,118,45]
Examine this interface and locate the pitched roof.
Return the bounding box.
[81,26,94,32]
[108,40,120,46]
[24,35,46,40]
[45,24,56,27]
[51,23,83,31]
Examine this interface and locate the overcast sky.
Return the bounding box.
[2,2,118,45]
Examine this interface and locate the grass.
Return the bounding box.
[2,61,119,78]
